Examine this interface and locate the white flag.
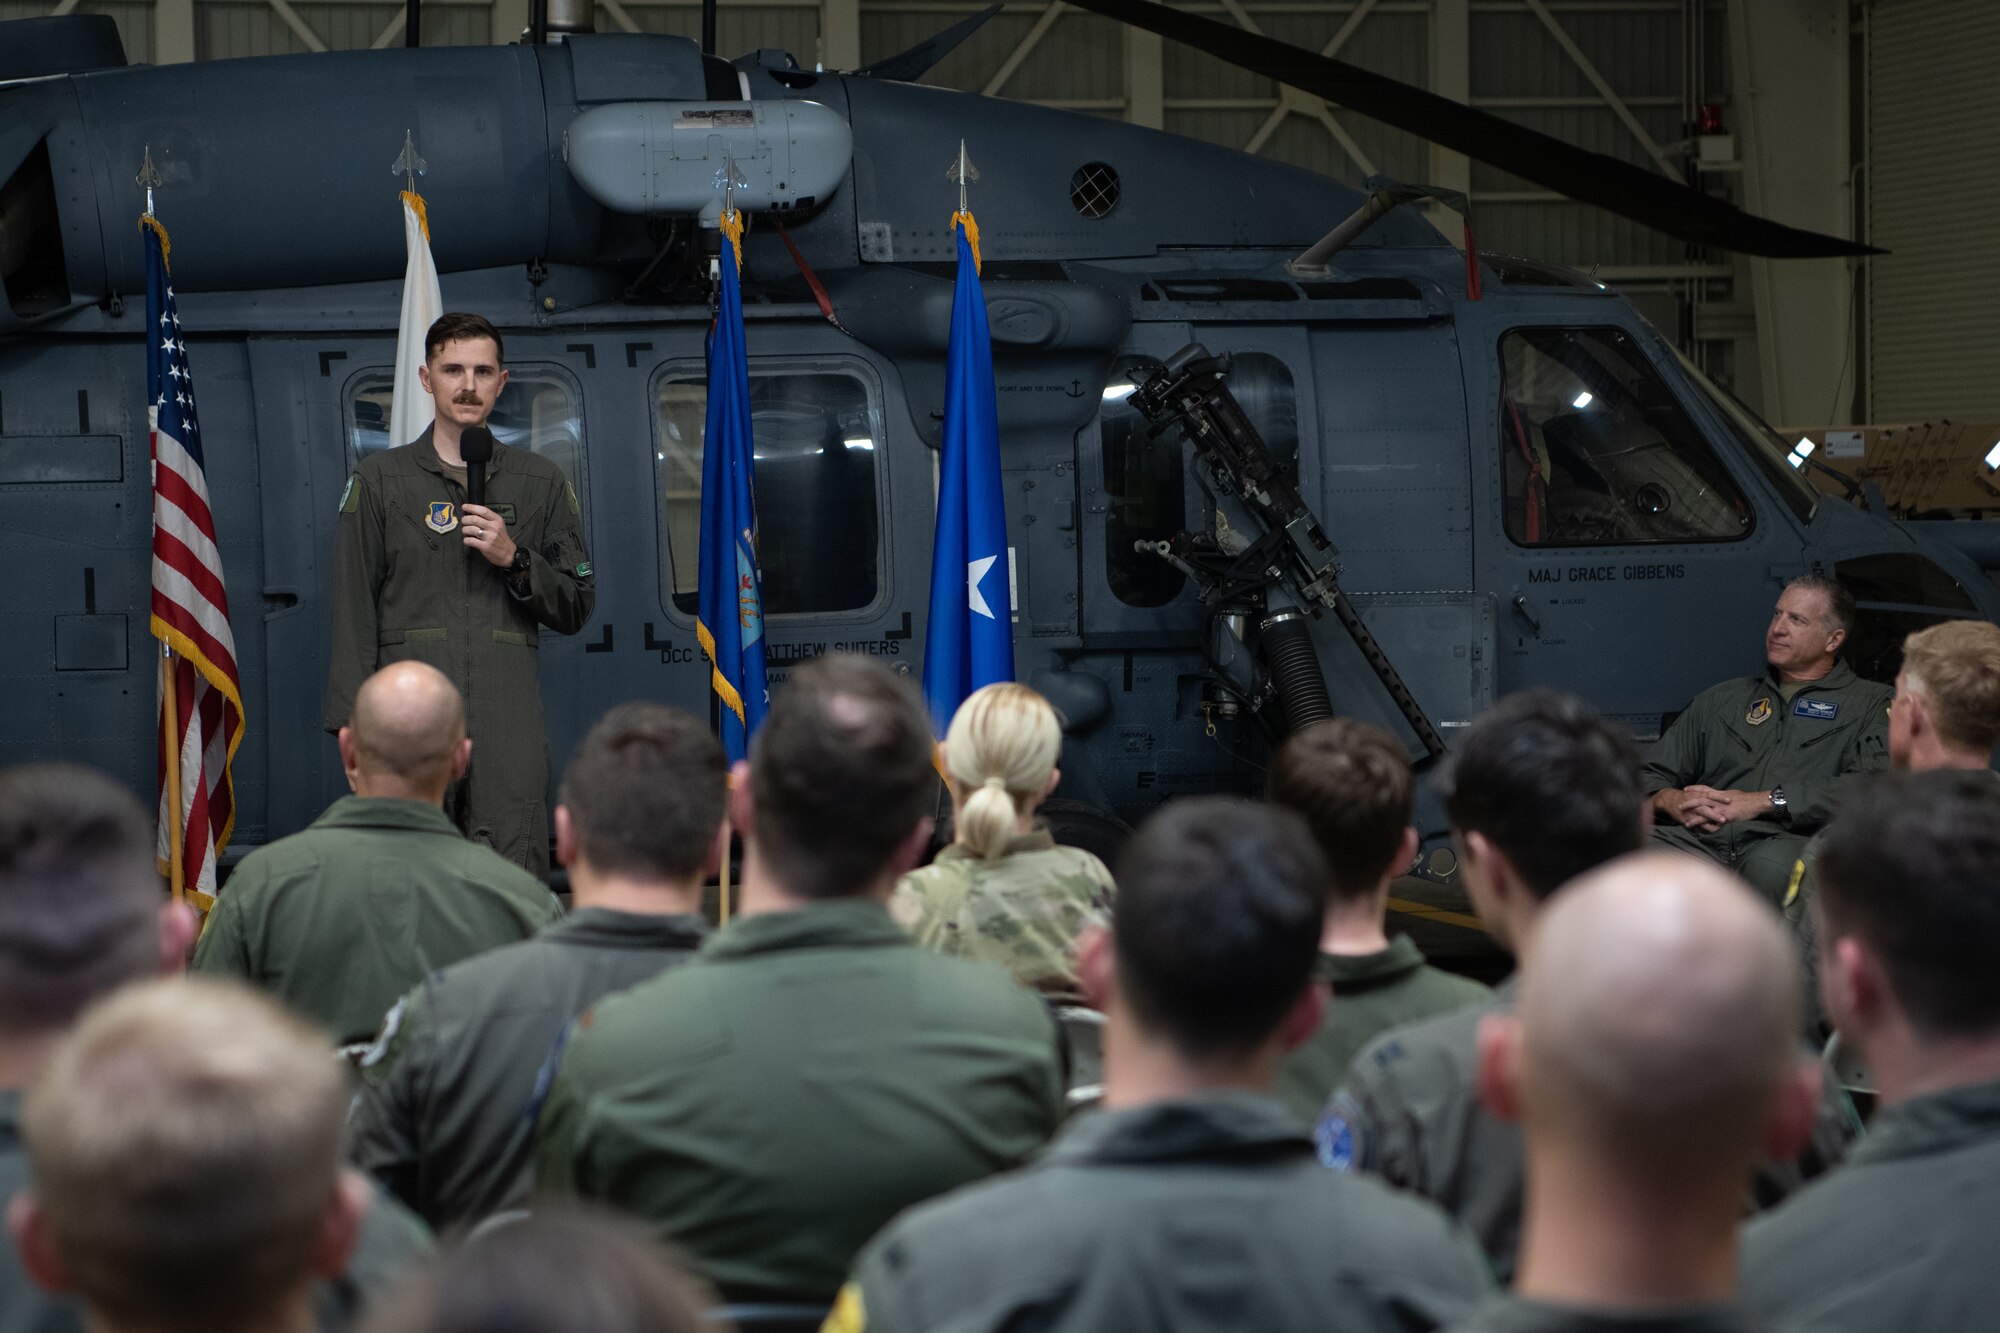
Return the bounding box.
[390,191,443,450]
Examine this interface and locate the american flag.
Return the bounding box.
[144,216,244,906]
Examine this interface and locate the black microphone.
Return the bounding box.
[460,427,495,509]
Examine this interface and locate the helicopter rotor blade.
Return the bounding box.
[1059,0,1880,259]
[852,3,1003,82]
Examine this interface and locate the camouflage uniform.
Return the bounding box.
[325,427,594,880]
[889,826,1114,1001]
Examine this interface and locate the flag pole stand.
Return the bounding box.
[159,643,186,905]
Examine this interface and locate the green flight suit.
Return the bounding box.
[1742,1077,2000,1333]
[536,898,1064,1303]
[836,1092,1495,1333]
[1643,661,1890,901]
[1783,832,1828,1045]
[325,428,595,880]
[888,825,1115,1000]
[350,907,707,1232]
[1277,935,1490,1126]
[1322,979,1853,1280]
[1321,979,1527,1278]
[0,1088,431,1333]
[191,796,562,1044]
[1445,1296,1771,1333]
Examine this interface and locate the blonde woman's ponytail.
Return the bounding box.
[944,684,1063,860]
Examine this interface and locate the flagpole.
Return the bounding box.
[159,643,186,906]
[718,816,733,925]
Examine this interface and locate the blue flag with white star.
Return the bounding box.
[695,218,769,761]
[921,212,1014,733]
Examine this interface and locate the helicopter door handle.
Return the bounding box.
[1511,595,1542,637]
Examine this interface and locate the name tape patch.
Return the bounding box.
[1794,697,1839,721]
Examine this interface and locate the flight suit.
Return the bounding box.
[1643,661,1890,901]
[191,796,563,1044]
[535,898,1064,1303]
[832,1092,1494,1333]
[1320,980,1527,1278]
[1743,1077,2000,1333]
[0,1088,433,1333]
[888,825,1116,1000]
[1277,935,1490,1127]
[350,908,708,1232]
[325,428,594,880]
[1321,979,1855,1280]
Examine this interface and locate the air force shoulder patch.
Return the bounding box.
[1315,1091,1364,1172]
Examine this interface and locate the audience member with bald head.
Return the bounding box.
[1744,769,2000,1332]
[194,663,560,1045]
[1319,691,1648,1278]
[10,977,366,1333]
[340,662,472,802]
[1452,852,1816,1333]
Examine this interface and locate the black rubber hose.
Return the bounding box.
[1262,612,1333,734]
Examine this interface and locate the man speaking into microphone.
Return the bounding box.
[326,312,594,880]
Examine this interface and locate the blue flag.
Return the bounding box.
[922,213,1014,733]
[695,221,769,761]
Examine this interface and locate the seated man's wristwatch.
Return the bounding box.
[1769,787,1788,813]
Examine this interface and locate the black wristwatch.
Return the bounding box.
[508,547,532,577]
[1769,787,1788,813]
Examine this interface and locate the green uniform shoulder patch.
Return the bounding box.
[576,561,591,578]
[340,474,359,514]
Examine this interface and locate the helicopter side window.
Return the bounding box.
[654,364,881,617]
[1100,351,1298,608]
[1498,328,1750,547]
[345,368,591,537]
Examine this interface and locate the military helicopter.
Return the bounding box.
[2,0,1993,867]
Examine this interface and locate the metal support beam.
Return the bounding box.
[599,0,644,31]
[266,0,331,51]
[1125,24,1163,127]
[821,0,861,70]
[155,0,196,60]
[1522,0,1676,176]
[1229,0,1378,173]
[372,8,408,46]
[984,1,1064,96]
[1429,0,1470,196]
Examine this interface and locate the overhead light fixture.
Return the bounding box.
[1985,440,2000,471]
[843,436,876,451]
[1102,382,1136,402]
[1786,437,1817,470]
[1571,391,1594,409]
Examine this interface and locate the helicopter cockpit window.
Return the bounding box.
[654,364,881,617]
[1499,328,1751,547]
[345,368,591,537]
[1100,351,1298,607]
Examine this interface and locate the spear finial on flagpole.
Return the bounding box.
[136,146,163,218]
[392,129,427,195]
[947,139,978,215]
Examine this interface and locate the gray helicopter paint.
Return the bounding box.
[3,24,1996,856]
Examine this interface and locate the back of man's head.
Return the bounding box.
[1439,690,1645,899]
[350,662,466,794]
[1510,852,1800,1179]
[1815,769,2000,1042]
[0,764,160,1043]
[561,703,727,881]
[357,1206,712,1333]
[1111,798,1329,1061]
[18,977,352,1333]
[1267,719,1413,903]
[748,656,936,900]
[1900,620,2000,757]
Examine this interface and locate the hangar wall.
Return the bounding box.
[5,0,1874,424]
